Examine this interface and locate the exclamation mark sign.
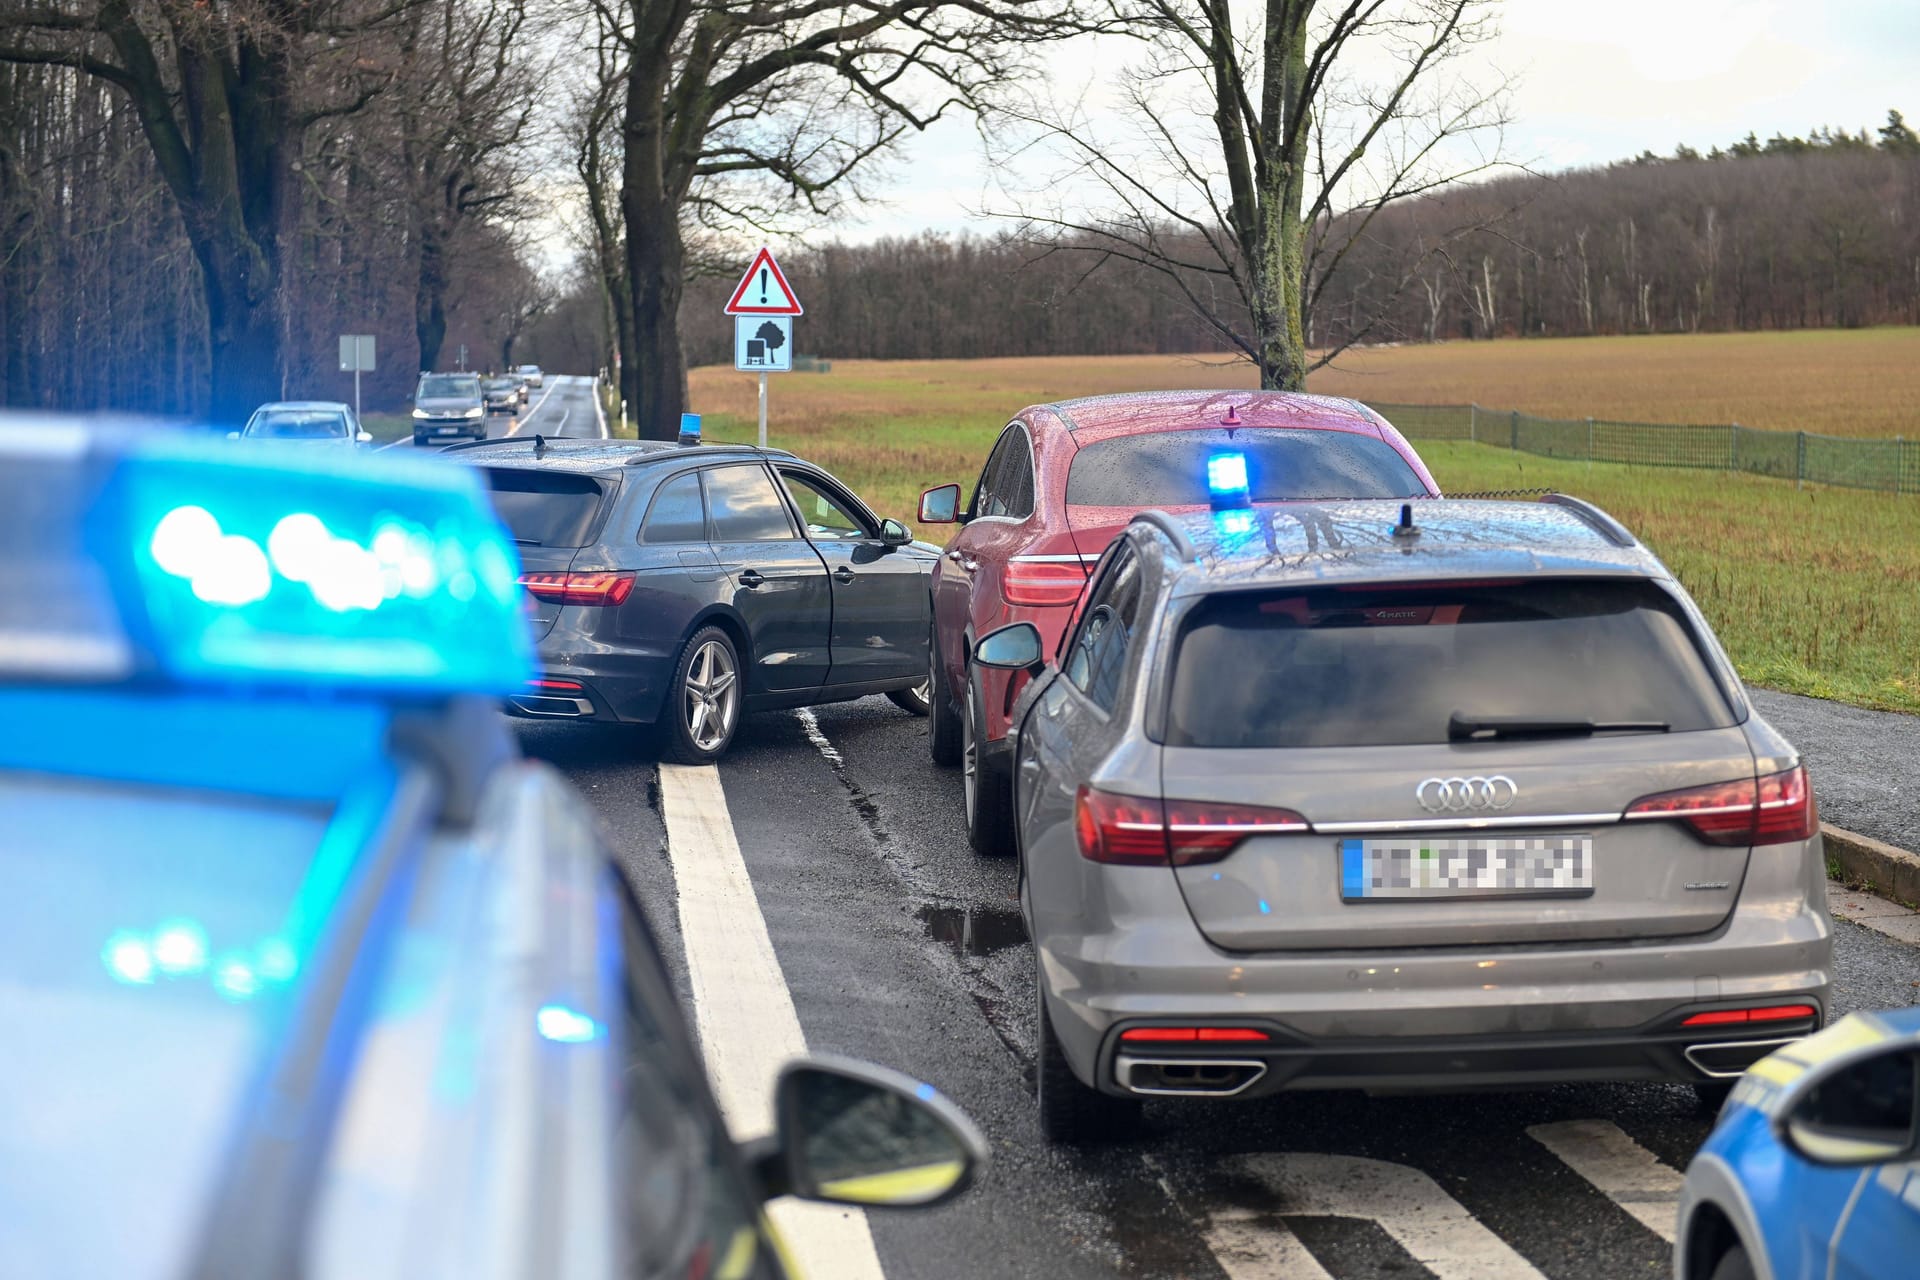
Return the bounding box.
[759,268,769,305]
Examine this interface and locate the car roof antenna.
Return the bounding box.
[1392,502,1419,539]
[533,433,546,458]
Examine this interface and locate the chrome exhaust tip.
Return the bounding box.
[1115,1056,1267,1097]
[508,694,594,718]
[1684,1037,1801,1079]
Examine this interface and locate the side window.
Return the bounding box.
[703,465,795,542]
[998,430,1035,519]
[1064,543,1142,714]
[779,471,872,540]
[971,427,1015,519]
[640,471,706,543]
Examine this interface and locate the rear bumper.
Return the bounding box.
[502,653,676,725]
[1037,844,1834,1097]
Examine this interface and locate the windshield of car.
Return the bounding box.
[481,467,609,547]
[481,378,515,392]
[1165,579,1736,748]
[418,375,480,398]
[1067,427,1428,507]
[0,772,333,1280]
[517,366,540,375]
[245,410,348,439]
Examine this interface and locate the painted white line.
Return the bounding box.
[794,707,844,768]
[506,376,562,436]
[656,763,887,1280]
[1205,1217,1338,1280]
[589,374,610,438]
[1527,1120,1683,1243]
[1208,1153,1545,1280]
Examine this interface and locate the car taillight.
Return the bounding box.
[518,571,636,606]
[1119,1026,1272,1043]
[1165,799,1308,866]
[1074,788,1307,866]
[1003,557,1086,606]
[1624,765,1816,847]
[1680,1004,1817,1028]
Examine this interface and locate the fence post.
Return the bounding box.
[1899,436,1908,495]
[1729,423,1739,472]
[1796,431,1806,490]
[1587,417,1595,471]
[1510,410,1519,451]
[1469,403,1477,444]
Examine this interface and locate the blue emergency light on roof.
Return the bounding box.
[85,435,533,696]
[1207,450,1250,510]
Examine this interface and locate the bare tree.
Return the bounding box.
[0,0,415,423]
[1006,0,1511,388]
[578,0,1104,438]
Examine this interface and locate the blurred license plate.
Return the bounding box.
[1341,835,1592,900]
[436,425,459,434]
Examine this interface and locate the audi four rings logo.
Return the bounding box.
[1416,776,1518,812]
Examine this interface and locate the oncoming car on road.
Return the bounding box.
[0,422,987,1279]
[451,436,938,762]
[412,371,487,444]
[917,390,1438,857]
[975,496,1834,1144]
[1677,1007,1920,1280]
[233,400,370,449]
[480,374,521,415]
[516,363,544,388]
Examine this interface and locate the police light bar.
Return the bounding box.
[1,423,532,696]
[1207,450,1250,510]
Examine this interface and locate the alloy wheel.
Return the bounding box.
[961,678,978,818]
[683,639,739,752]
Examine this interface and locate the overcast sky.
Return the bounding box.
[824,0,1920,243]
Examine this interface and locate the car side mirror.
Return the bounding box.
[750,1057,986,1210]
[356,430,373,444]
[973,621,1045,675]
[1775,1042,1920,1167]
[226,431,241,440]
[918,483,962,524]
[880,518,912,547]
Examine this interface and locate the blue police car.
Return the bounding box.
[0,421,985,1280]
[1676,1007,1920,1280]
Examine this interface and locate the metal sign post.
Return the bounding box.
[723,248,803,449]
[338,334,375,426]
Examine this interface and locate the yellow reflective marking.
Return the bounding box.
[716,1227,761,1280]
[816,1160,965,1205]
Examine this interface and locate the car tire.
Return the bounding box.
[887,683,931,716]
[1036,956,1140,1146]
[1707,1245,1755,1280]
[963,670,1015,857]
[661,626,744,764]
[926,630,963,765]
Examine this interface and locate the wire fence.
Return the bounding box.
[1366,402,1920,496]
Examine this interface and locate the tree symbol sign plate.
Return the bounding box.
[735,316,792,372]
[724,247,804,316]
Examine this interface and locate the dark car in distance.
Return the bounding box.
[452,437,937,761]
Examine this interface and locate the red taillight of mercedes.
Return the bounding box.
[1074,787,1308,866]
[1624,765,1816,847]
[1003,557,1087,607]
[517,571,636,607]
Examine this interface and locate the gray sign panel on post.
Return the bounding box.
[338,335,375,372]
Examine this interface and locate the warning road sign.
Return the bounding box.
[735,316,792,372]
[724,246,804,316]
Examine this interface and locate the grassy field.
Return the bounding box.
[685,342,1919,714]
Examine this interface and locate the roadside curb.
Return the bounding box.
[1825,822,1920,946]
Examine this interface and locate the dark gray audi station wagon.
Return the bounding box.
[454,437,937,761]
[978,497,1834,1144]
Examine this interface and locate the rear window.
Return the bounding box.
[1066,427,1426,507]
[1166,579,1735,749]
[482,468,609,548]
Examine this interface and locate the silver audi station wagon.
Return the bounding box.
[978,497,1834,1144]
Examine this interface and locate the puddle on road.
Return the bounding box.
[917,902,1027,958]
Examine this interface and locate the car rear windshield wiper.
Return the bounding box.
[512,536,543,547]
[1448,713,1671,741]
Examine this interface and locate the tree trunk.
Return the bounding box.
[618,67,689,440]
[416,220,448,372]
[189,224,284,427]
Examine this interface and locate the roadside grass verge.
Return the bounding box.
[360,411,412,443]
[688,373,1918,713]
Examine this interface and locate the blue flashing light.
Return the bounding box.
[103,931,156,985]
[915,1082,936,1102]
[1206,451,1250,509]
[151,919,210,976]
[90,440,533,695]
[212,952,261,1001]
[1257,899,1272,916]
[1214,509,1255,537]
[678,413,702,445]
[537,1003,602,1044]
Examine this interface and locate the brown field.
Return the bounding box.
[688,326,1920,440]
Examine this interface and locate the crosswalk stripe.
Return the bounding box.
[1207,1153,1546,1280]
[1527,1120,1684,1243]
[656,762,888,1280]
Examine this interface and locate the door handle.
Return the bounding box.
[738,569,765,588]
[945,552,977,573]
[833,566,855,585]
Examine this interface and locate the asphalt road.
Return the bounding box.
[512,690,1920,1280]
[384,372,607,448]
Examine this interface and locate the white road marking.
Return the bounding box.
[1206,1153,1545,1280]
[588,374,610,438]
[506,375,563,436]
[794,707,845,767]
[655,763,888,1280]
[1205,1217,1339,1280]
[1527,1120,1684,1243]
